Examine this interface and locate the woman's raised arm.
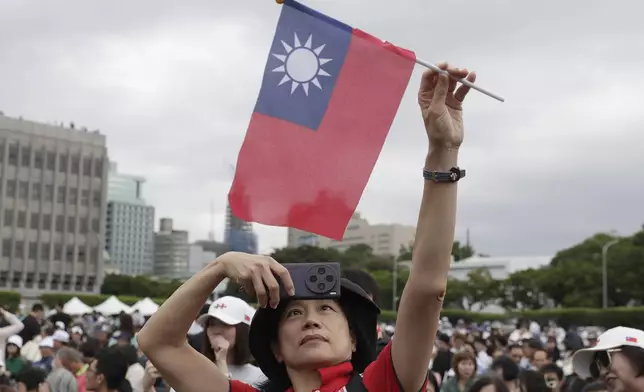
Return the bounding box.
[391,63,477,392]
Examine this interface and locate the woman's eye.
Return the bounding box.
[286,309,302,317]
[321,304,334,311]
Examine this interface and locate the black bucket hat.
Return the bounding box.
[249,278,380,383]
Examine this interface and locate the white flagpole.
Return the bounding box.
[415,58,505,102]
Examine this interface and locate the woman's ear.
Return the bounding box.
[271,342,284,363]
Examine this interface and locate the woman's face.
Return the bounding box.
[275,299,354,370]
[207,318,237,349]
[457,359,475,379]
[480,385,497,392]
[6,344,18,355]
[86,359,102,391]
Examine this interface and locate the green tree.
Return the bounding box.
[501,268,547,310]
[452,241,475,261]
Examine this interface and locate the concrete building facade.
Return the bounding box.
[0,114,108,298]
[105,163,155,275]
[153,218,189,279]
[287,212,416,257]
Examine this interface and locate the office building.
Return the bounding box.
[104,163,155,276]
[188,244,217,275]
[287,212,416,257]
[224,203,258,254]
[153,218,189,278]
[0,114,108,298]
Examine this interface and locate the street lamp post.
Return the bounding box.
[602,239,620,309]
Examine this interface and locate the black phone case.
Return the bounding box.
[280,262,341,300]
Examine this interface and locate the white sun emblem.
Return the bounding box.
[271,33,332,96]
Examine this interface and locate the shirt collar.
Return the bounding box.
[286,361,353,392]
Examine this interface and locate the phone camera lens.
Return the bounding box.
[317,283,325,291]
[310,276,318,282]
[318,267,326,275]
[325,275,334,282]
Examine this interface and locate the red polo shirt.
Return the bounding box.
[230,342,427,392]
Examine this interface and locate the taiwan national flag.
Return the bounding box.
[229,0,416,240]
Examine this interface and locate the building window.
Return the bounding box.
[58,154,68,173]
[41,243,50,259]
[4,210,13,227]
[66,246,74,262]
[43,214,52,231]
[5,180,16,198]
[83,157,92,177]
[94,158,103,177]
[28,242,37,259]
[0,142,4,163]
[30,213,39,230]
[91,218,99,232]
[93,191,101,207]
[21,147,31,167]
[81,190,89,206]
[34,150,44,169]
[67,217,76,233]
[54,244,62,261]
[31,183,41,201]
[46,152,56,170]
[71,155,80,175]
[8,144,18,166]
[69,187,78,205]
[15,241,24,257]
[19,181,28,199]
[44,185,54,202]
[1,240,11,257]
[80,218,88,234]
[55,215,64,232]
[17,211,26,228]
[57,186,66,204]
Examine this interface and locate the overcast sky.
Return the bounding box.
[1,0,643,257]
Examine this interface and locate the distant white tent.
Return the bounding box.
[63,297,94,316]
[94,296,131,316]
[130,297,160,317]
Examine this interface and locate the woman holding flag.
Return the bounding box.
[138,60,476,392]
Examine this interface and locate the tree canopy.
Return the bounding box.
[100,225,644,311]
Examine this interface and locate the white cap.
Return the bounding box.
[52,330,70,343]
[40,337,55,348]
[71,326,84,335]
[55,321,65,330]
[573,326,644,379]
[7,335,23,348]
[198,296,253,326]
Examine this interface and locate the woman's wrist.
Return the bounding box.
[425,148,459,172]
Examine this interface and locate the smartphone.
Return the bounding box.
[280,262,341,300]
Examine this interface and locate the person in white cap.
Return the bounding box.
[4,335,28,377]
[196,296,265,385]
[52,330,71,350]
[34,336,56,372]
[0,307,24,365]
[572,326,644,392]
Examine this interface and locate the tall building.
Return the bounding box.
[224,203,257,254]
[153,218,189,279]
[104,163,155,276]
[188,244,217,275]
[287,212,416,257]
[0,114,108,298]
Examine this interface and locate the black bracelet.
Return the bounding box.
[423,167,465,183]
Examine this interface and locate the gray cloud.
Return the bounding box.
[1,0,643,258]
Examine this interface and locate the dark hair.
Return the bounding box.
[492,356,520,381]
[525,338,543,350]
[619,346,644,376]
[341,269,380,305]
[508,344,523,352]
[79,340,100,361]
[117,344,140,367]
[520,370,549,392]
[118,313,135,335]
[469,376,510,392]
[540,363,564,380]
[14,366,47,390]
[202,321,252,366]
[452,350,477,378]
[32,303,44,312]
[95,346,133,392]
[581,381,607,392]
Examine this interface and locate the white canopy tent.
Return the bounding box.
[63,297,94,316]
[94,296,132,316]
[129,297,159,316]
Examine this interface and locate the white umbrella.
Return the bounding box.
[130,297,160,317]
[63,297,94,316]
[94,296,132,316]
